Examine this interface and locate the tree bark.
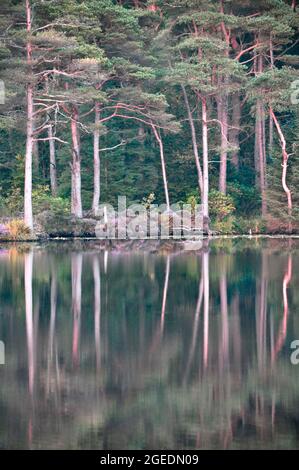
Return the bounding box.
[92,102,101,216]
[71,106,83,218]
[48,124,57,197]
[181,85,203,194]
[24,0,34,231]
[152,125,170,211]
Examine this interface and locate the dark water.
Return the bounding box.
[0,239,299,450]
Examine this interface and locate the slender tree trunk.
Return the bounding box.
[269,36,274,155]
[152,125,170,211]
[230,92,241,169]
[181,85,203,194]
[270,108,293,228]
[202,98,209,233]
[71,106,83,218]
[48,124,57,197]
[92,102,101,216]
[255,54,267,217]
[24,0,33,231]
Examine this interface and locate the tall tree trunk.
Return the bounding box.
[152,125,170,211]
[71,106,83,218]
[92,102,101,216]
[181,85,203,194]
[48,124,57,197]
[230,92,241,169]
[24,0,33,231]
[202,98,209,234]
[255,54,267,217]
[270,108,293,228]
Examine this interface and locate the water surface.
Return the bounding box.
[0,239,299,449]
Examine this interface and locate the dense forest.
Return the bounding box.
[0,0,299,237]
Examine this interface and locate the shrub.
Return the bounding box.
[233,217,266,235]
[209,190,235,221]
[6,186,24,215]
[32,185,70,215]
[6,219,31,240]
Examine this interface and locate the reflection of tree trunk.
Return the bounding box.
[256,253,268,372]
[93,256,101,371]
[48,271,57,362]
[160,256,170,335]
[231,295,241,378]
[184,268,204,383]
[273,255,292,361]
[220,265,229,367]
[72,253,83,367]
[149,256,171,356]
[25,251,34,395]
[203,251,210,368]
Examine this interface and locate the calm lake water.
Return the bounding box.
[0,239,299,450]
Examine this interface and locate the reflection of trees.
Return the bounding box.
[0,241,298,449]
[24,250,34,395]
[72,253,82,367]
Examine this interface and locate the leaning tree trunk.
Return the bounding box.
[202,97,209,234]
[92,102,101,216]
[152,125,170,211]
[181,85,203,195]
[24,0,34,231]
[71,106,83,218]
[270,108,293,230]
[48,124,57,197]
